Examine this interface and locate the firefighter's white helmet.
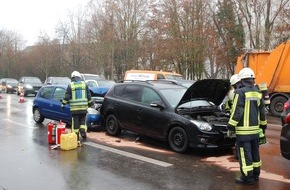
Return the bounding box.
[230,74,240,85]
[71,71,81,78]
[238,67,255,79]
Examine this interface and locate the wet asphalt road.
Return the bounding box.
[0,93,289,190]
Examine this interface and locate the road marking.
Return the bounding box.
[3,118,35,129]
[84,141,173,167]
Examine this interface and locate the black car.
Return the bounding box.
[17,76,43,96]
[280,99,290,160]
[101,79,235,153]
[0,78,18,93]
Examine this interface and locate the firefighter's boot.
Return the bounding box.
[79,128,87,141]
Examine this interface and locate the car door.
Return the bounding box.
[137,87,170,138]
[115,85,142,131]
[50,87,71,122]
[37,86,55,118]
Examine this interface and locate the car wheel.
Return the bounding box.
[270,96,287,117]
[168,126,189,153]
[105,114,121,136]
[33,108,45,123]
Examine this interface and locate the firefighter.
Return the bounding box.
[227,67,267,185]
[225,74,241,113]
[62,71,93,141]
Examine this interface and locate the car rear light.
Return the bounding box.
[285,113,290,124]
[284,101,290,111]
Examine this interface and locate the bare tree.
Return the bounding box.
[0,29,24,78]
[235,0,290,50]
[56,4,90,72]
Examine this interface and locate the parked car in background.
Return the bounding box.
[86,79,115,88]
[0,78,18,93]
[101,79,234,153]
[44,77,71,85]
[80,73,105,81]
[17,76,43,96]
[86,79,116,103]
[33,85,71,125]
[280,99,290,160]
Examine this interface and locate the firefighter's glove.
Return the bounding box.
[226,130,236,138]
[88,101,94,108]
[260,124,267,134]
[259,128,267,145]
[226,124,235,138]
[61,104,65,111]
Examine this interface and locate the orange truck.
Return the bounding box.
[236,41,290,116]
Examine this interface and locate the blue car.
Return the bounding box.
[33,85,71,125]
[33,84,106,127]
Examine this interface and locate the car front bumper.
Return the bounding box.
[189,131,236,149]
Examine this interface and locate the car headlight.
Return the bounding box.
[7,85,12,88]
[25,84,33,89]
[190,120,212,131]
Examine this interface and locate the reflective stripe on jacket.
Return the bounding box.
[228,85,267,136]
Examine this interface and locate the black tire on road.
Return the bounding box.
[270,96,287,117]
[33,108,45,123]
[168,126,189,153]
[106,114,121,136]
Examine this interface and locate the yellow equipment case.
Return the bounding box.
[60,133,78,150]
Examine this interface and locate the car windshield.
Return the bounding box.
[178,99,214,109]
[159,88,187,107]
[6,79,18,84]
[25,77,42,84]
[98,80,115,87]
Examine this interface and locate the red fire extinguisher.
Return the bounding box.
[47,122,56,144]
[56,121,66,145]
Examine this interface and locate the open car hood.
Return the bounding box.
[89,87,110,97]
[177,79,230,106]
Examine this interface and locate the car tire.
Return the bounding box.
[33,108,45,123]
[168,126,189,153]
[105,114,121,136]
[270,96,287,117]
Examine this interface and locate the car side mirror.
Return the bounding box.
[150,101,164,109]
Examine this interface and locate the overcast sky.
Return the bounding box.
[0,0,89,46]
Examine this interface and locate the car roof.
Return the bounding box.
[119,80,186,90]
[42,84,68,88]
[1,78,18,81]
